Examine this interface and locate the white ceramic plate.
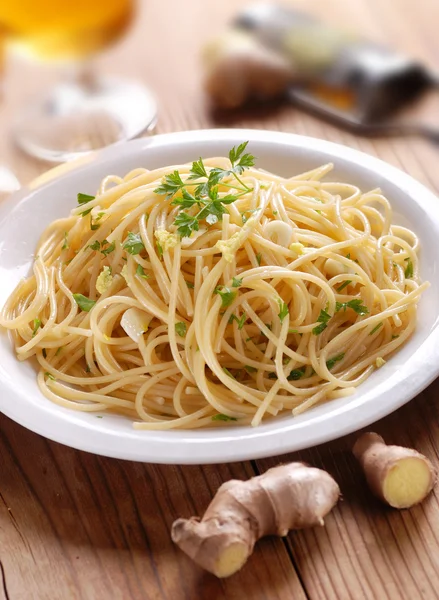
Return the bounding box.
[1,129,439,464]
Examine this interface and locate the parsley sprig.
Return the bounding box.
[335,299,369,316]
[154,143,255,238]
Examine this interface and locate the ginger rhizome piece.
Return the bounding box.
[202,31,293,109]
[171,462,340,578]
[353,432,436,508]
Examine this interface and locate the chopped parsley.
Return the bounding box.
[255,252,262,266]
[277,299,289,323]
[32,318,41,337]
[44,372,55,380]
[244,365,257,373]
[222,367,235,379]
[136,264,150,279]
[312,309,331,335]
[77,192,95,217]
[186,280,195,289]
[335,298,369,316]
[175,322,187,337]
[87,239,115,256]
[232,276,243,288]
[336,280,352,292]
[73,294,96,312]
[61,232,69,250]
[214,286,236,308]
[370,322,383,335]
[228,313,246,329]
[404,258,414,279]
[123,232,145,255]
[326,353,345,370]
[156,241,163,259]
[287,368,305,381]
[211,413,237,422]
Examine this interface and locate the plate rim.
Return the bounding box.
[1,127,439,464]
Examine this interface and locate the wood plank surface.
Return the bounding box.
[1,0,439,599]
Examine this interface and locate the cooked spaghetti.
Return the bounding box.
[0,143,427,429]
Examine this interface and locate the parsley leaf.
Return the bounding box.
[73,294,96,312]
[136,264,150,279]
[326,353,345,370]
[188,157,208,180]
[156,241,163,259]
[32,318,41,337]
[88,240,101,251]
[174,212,199,238]
[228,312,246,329]
[255,252,262,266]
[232,276,243,288]
[336,280,351,292]
[154,170,185,198]
[405,258,414,279]
[45,372,55,380]
[222,367,235,379]
[186,280,194,289]
[287,368,305,381]
[175,322,187,337]
[244,365,257,373]
[312,309,331,335]
[101,241,115,256]
[278,299,289,323]
[211,413,237,422]
[155,144,255,240]
[77,192,95,205]
[62,232,69,250]
[370,322,383,335]
[336,299,369,316]
[214,286,236,308]
[123,232,144,255]
[77,193,95,217]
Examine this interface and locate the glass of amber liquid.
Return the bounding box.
[0,0,156,162]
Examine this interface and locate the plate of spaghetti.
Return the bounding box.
[1,129,438,463]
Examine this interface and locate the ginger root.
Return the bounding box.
[202,31,294,109]
[171,462,340,578]
[353,432,436,508]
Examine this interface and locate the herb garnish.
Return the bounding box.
[228,313,246,329]
[77,192,95,217]
[73,294,96,312]
[277,299,289,323]
[326,353,345,370]
[405,258,414,279]
[175,322,187,337]
[123,232,144,255]
[212,413,237,422]
[136,264,150,279]
[154,143,255,238]
[335,298,369,315]
[214,286,236,308]
[370,322,383,335]
[232,276,243,288]
[312,309,331,335]
[32,318,41,337]
[61,232,69,250]
[336,280,351,292]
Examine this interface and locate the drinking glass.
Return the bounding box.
[0,0,157,162]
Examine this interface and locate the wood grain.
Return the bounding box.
[1,0,439,598]
[0,413,305,600]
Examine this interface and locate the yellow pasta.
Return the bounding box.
[0,147,427,429]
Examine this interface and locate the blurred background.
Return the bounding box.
[1,0,439,189]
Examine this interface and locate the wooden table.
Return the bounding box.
[2,1,439,598]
